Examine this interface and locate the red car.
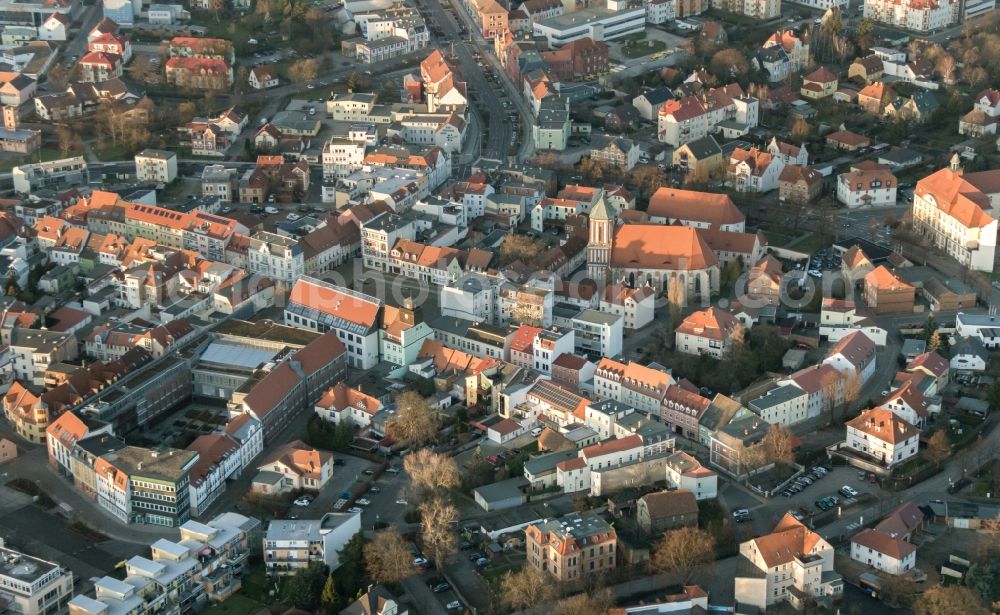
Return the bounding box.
[486,455,499,465]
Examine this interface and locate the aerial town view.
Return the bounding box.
[0,0,998,611]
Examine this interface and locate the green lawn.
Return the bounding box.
[200,593,264,615]
[92,142,132,161]
[786,232,833,254]
[621,39,666,59]
[0,148,74,172]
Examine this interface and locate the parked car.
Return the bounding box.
[264,206,279,215]
[732,508,751,522]
[396,499,408,505]
[363,469,375,475]
[413,557,429,567]
[839,485,860,498]
[475,557,489,567]
[293,496,312,506]
[347,507,363,513]
[433,582,450,593]
[356,498,371,506]
[446,601,462,611]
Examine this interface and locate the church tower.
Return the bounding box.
[587,194,616,282]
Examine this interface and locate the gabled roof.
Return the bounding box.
[610,225,717,270]
[826,330,875,369]
[748,514,827,569]
[639,489,698,519]
[852,528,917,560]
[260,439,332,479]
[647,188,742,229]
[848,407,919,443]
[581,434,644,460]
[865,265,912,292]
[906,351,948,378]
[675,307,741,341]
[804,66,838,84]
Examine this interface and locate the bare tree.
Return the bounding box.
[499,567,557,611]
[388,390,437,447]
[913,585,988,615]
[762,424,795,466]
[923,430,951,463]
[287,58,320,83]
[47,62,70,90]
[842,370,862,413]
[550,590,612,615]
[650,527,716,583]
[54,124,81,157]
[364,528,415,584]
[935,53,956,83]
[419,498,458,570]
[709,48,749,80]
[403,448,460,503]
[127,55,159,84]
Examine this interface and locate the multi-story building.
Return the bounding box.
[675,308,742,358]
[647,187,745,231]
[473,0,509,38]
[69,512,260,614]
[911,166,1000,272]
[959,88,1000,137]
[844,407,920,468]
[664,450,718,499]
[525,512,617,581]
[571,309,623,359]
[380,300,434,370]
[532,1,645,47]
[284,277,382,369]
[728,146,783,193]
[94,445,199,527]
[228,332,347,440]
[352,5,429,63]
[0,546,74,615]
[837,164,897,208]
[263,512,361,575]
[315,382,383,428]
[735,514,843,610]
[715,0,780,19]
[863,266,915,315]
[12,156,88,195]
[135,149,178,184]
[9,328,77,388]
[538,37,609,81]
[779,164,823,204]
[749,384,809,427]
[863,0,959,32]
[593,358,673,415]
[247,231,303,284]
[658,84,759,147]
[361,211,417,271]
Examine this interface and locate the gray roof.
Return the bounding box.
[681,135,722,159]
[473,476,530,503]
[573,308,620,325]
[265,512,360,541]
[638,87,673,106]
[749,384,806,412]
[523,449,577,476]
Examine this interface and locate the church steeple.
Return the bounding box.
[587,195,617,282]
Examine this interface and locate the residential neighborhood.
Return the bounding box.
[0,0,994,612]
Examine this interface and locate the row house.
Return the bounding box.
[593,358,673,415]
[229,332,347,441]
[283,277,382,370]
[85,317,195,362]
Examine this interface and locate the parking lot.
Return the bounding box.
[727,464,878,534]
